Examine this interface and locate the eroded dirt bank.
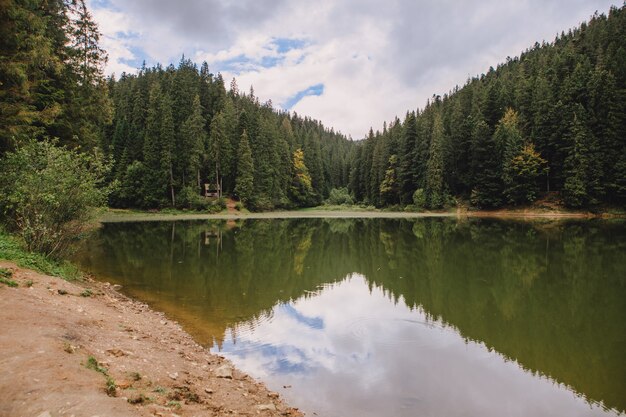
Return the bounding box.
[0,261,303,417]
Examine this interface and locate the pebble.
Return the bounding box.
[256,404,277,412]
[214,364,233,379]
[168,372,178,380]
[37,412,52,417]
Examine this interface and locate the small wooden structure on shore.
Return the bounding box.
[204,179,222,198]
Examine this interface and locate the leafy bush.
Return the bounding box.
[0,140,113,257]
[325,188,354,205]
[412,188,426,209]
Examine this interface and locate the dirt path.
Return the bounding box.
[0,261,302,417]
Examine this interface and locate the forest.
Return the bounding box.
[1,1,625,212]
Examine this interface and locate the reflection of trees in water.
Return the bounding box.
[78,218,626,413]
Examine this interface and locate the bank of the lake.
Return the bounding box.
[0,260,303,417]
[99,205,624,223]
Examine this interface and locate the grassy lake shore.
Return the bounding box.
[99,205,625,222]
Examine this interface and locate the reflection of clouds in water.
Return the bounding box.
[212,274,618,417]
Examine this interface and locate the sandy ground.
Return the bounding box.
[0,261,303,417]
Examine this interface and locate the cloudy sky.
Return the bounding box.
[89,0,619,139]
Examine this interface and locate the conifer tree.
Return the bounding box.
[425,112,445,208]
[379,154,400,205]
[398,112,418,203]
[470,120,503,208]
[234,130,254,205]
[181,95,206,188]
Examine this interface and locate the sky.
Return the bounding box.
[89,0,620,139]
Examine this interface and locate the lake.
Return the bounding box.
[74,217,626,417]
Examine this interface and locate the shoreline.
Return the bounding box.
[0,260,303,417]
[99,207,624,223]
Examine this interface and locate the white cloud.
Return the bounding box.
[89,0,620,138]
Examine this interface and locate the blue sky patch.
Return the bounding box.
[272,38,309,54]
[118,45,150,72]
[281,304,324,330]
[284,84,325,109]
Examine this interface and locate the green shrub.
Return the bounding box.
[325,188,354,205]
[412,188,426,209]
[0,140,112,257]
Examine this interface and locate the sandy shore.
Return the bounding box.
[0,261,303,417]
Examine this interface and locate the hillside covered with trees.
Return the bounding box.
[1,1,625,214]
[103,63,352,210]
[350,6,626,209]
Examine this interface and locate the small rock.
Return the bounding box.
[214,364,233,379]
[168,372,178,380]
[268,392,279,399]
[58,289,68,295]
[116,380,132,389]
[204,387,213,394]
[106,348,127,357]
[37,412,52,417]
[256,403,277,412]
[112,284,122,291]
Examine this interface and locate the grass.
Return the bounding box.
[85,356,117,396]
[0,267,18,287]
[0,229,81,281]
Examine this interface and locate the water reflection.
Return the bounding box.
[74,218,626,416]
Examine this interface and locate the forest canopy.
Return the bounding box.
[1,1,624,211]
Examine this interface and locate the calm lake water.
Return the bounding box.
[74,218,626,417]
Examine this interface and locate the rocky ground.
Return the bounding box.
[0,261,303,417]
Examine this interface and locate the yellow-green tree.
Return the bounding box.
[290,148,313,206]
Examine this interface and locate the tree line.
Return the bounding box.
[103,61,353,210]
[1,1,624,212]
[350,6,625,209]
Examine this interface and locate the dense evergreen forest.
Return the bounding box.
[351,6,626,209]
[103,63,352,210]
[1,1,624,211]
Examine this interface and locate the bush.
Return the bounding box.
[412,188,426,209]
[0,140,112,257]
[325,188,354,205]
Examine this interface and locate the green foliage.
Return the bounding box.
[425,112,445,209]
[379,154,400,205]
[506,143,548,204]
[0,0,111,151]
[0,268,17,287]
[346,8,626,209]
[0,140,112,257]
[413,188,427,209]
[291,148,315,206]
[0,228,81,280]
[325,188,354,206]
[234,130,254,205]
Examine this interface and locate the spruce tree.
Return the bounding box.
[234,130,254,205]
[425,112,445,208]
[181,95,206,188]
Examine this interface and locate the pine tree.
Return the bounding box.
[425,112,445,208]
[234,130,254,205]
[563,112,592,207]
[494,109,524,201]
[398,112,418,203]
[379,154,400,205]
[470,119,503,208]
[181,95,206,188]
